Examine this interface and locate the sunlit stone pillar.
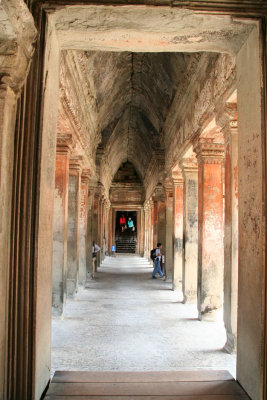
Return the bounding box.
[140,206,145,257]
[67,157,82,297]
[164,181,174,279]
[85,184,95,280]
[108,207,113,253]
[172,172,184,291]
[181,158,198,303]
[99,196,105,263]
[52,135,72,314]
[144,203,149,259]
[149,200,154,252]
[105,200,111,255]
[194,139,224,321]
[219,105,238,352]
[92,190,101,270]
[153,199,158,247]
[78,170,90,286]
[0,86,17,389]
[157,199,166,251]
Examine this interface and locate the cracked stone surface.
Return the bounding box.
[51,255,236,377]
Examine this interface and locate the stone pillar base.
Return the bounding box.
[183,291,197,304]
[198,307,220,322]
[67,279,77,297]
[52,295,64,316]
[224,332,236,354]
[172,281,182,291]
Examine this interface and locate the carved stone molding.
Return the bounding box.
[81,169,91,184]
[0,0,37,93]
[194,141,225,165]
[56,133,73,154]
[180,157,198,176]
[216,103,238,145]
[166,53,236,173]
[69,156,83,174]
[164,178,174,196]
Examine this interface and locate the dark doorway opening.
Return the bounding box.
[115,211,137,253]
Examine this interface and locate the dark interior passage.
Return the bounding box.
[115,211,137,253]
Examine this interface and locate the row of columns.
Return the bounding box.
[144,108,238,352]
[52,135,110,315]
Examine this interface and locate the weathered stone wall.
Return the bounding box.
[0,1,36,398]
[33,18,60,400]
[236,25,266,400]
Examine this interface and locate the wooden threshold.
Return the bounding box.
[45,370,250,399]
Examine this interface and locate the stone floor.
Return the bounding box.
[51,255,236,378]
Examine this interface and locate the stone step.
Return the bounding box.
[45,371,249,399]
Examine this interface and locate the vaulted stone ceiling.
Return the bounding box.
[55,4,255,194]
[87,51,193,175]
[59,49,205,183]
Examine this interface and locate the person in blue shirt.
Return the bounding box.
[152,243,165,279]
[127,217,134,231]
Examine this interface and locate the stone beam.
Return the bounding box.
[49,6,255,54]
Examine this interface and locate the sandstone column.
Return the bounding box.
[67,158,82,297]
[52,135,72,314]
[108,207,113,253]
[153,200,158,247]
[194,140,224,321]
[140,206,145,257]
[149,200,154,253]
[0,85,17,394]
[219,106,238,352]
[144,203,149,260]
[157,199,166,251]
[164,182,174,279]
[92,190,100,271]
[172,173,184,291]
[78,170,90,286]
[181,159,198,303]
[99,196,105,263]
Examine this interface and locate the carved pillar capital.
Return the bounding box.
[56,134,73,155]
[69,156,83,175]
[180,157,198,177]
[194,139,224,165]
[81,169,91,184]
[216,103,238,144]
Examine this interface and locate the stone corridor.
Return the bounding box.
[51,255,236,377]
[1,2,267,399]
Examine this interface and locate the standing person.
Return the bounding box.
[120,214,126,232]
[127,217,134,231]
[152,243,165,279]
[92,241,100,279]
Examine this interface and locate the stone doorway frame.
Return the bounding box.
[111,208,143,255]
[1,3,266,400]
[36,11,267,398]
